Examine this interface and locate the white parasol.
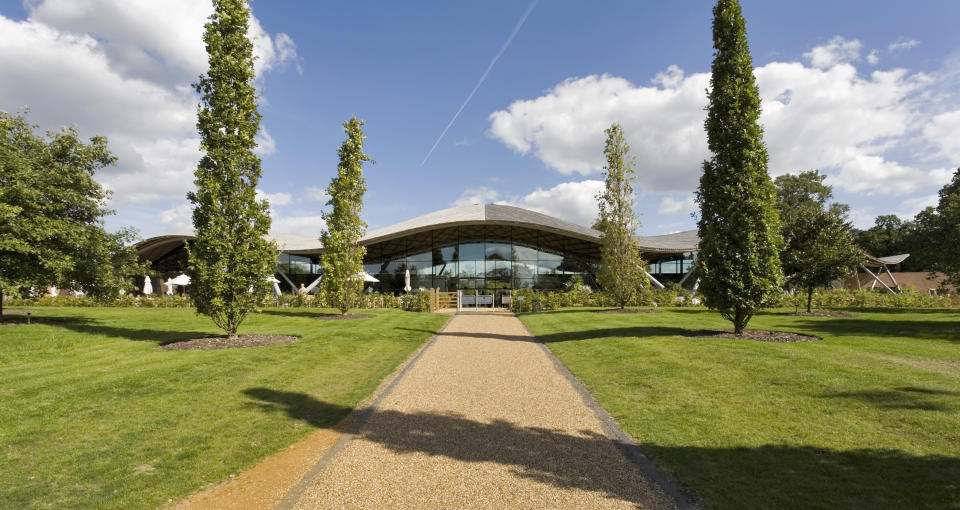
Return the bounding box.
[353,271,379,283]
[266,276,282,297]
[403,269,412,293]
[142,276,153,295]
[169,274,191,286]
[49,286,58,297]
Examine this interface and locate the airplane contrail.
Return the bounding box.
[420,0,539,167]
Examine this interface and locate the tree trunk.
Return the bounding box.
[807,286,814,313]
[733,307,747,335]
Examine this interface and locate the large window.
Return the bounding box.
[361,226,599,293]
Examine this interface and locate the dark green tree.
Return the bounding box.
[595,123,646,308]
[187,0,276,337]
[695,0,783,334]
[775,171,864,312]
[0,110,143,320]
[917,168,960,287]
[321,117,372,315]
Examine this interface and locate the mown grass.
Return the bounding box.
[0,306,448,509]
[519,307,960,510]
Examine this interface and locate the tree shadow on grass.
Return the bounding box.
[819,386,960,412]
[394,326,696,344]
[242,388,680,508]
[242,388,960,509]
[789,319,960,342]
[36,316,212,345]
[640,443,960,510]
[242,388,352,429]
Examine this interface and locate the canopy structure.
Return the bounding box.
[859,253,911,294]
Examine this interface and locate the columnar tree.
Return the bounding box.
[187,0,276,338]
[775,171,863,312]
[695,0,783,334]
[321,117,371,315]
[596,123,646,308]
[0,111,143,321]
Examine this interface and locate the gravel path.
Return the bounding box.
[291,312,680,509]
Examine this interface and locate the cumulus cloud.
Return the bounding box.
[304,186,330,202]
[889,37,920,52]
[804,36,862,69]
[658,195,697,216]
[451,186,500,206]
[270,215,326,237]
[866,49,880,65]
[501,180,604,227]
[488,38,951,199]
[256,189,292,206]
[0,0,299,211]
[159,203,194,233]
[924,110,960,162]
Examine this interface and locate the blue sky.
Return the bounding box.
[1,0,959,238]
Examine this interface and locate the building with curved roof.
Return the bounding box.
[136,203,699,295]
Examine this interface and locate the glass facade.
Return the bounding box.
[363,225,600,293]
[646,252,696,282]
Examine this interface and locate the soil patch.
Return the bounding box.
[595,308,659,314]
[787,311,854,317]
[159,334,299,351]
[314,313,374,320]
[685,329,819,343]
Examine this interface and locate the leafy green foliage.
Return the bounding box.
[321,117,372,314]
[187,0,277,337]
[0,111,143,319]
[914,168,960,287]
[775,171,864,311]
[696,0,783,333]
[595,123,646,308]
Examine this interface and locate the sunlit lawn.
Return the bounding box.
[520,307,960,510]
[0,306,447,509]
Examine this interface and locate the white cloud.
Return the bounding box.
[500,180,604,227]
[866,49,880,65]
[452,186,500,206]
[658,195,697,215]
[254,127,276,155]
[0,0,299,213]
[889,37,920,52]
[488,48,948,198]
[923,110,960,162]
[804,36,862,69]
[304,186,330,201]
[256,189,292,206]
[270,215,326,237]
[159,203,194,233]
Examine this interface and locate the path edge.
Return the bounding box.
[274,314,455,510]
[515,315,700,510]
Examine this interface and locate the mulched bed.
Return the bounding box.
[787,311,854,317]
[158,334,299,351]
[595,308,659,314]
[314,313,374,320]
[684,329,819,343]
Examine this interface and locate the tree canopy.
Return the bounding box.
[321,117,372,315]
[187,0,276,337]
[595,123,646,308]
[0,110,142,319]
[695,0,783,334]
[775,171,863,312]
[916,168,960,287]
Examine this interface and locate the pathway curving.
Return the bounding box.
[288,312,683,509]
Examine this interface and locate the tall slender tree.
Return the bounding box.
[775,171,863,312]
[321,117,372,315]
[187,0,276,338]
[696,0,783,334]
[596,123,646,308]
[918,168,960,287]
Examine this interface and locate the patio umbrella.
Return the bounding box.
[163,280,175,295]
[353,272,379,283]
[404,269,412,293]
[49,286,58,297]
[169,274,191,286]
[266,276,282,297]
[142,276,153,295]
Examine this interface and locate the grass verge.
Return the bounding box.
[0,306,447,509]
[519,307,960,510]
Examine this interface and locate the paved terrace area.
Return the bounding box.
[284,312,683,509]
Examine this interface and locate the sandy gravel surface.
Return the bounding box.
[292,312,677,509]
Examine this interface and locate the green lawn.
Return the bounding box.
[520,308,960,510]
[0,306,448,509]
